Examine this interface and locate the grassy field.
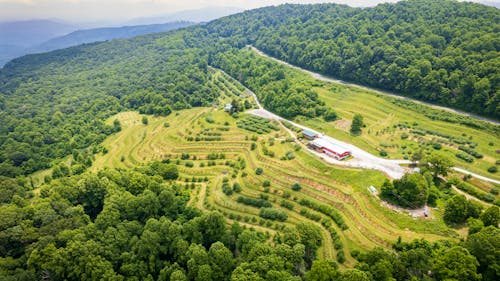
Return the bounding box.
[291,84,500,183]
[247,47,499,182]
[89,97,457,265]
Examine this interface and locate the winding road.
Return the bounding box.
[249,46,500,126]
[213,63,500,183]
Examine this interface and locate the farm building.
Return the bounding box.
[309,138,351,160]
[302,129,319,140]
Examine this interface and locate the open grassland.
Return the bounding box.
[91,102,457,266]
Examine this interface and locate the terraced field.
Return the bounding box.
[91,103,457,266]
[249,46,500,182]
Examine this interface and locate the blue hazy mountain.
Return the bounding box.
[31,21,195,53]
[125,6,243,25]
[0,21,194,66]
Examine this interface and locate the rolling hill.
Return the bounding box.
[30,21,195,53]
[0,0,499,280]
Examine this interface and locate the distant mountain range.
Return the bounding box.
[0,21,194,66]
[0,6,243,67]
[0,19,75,47]
[31,21,195,54]
[125,6,243,25]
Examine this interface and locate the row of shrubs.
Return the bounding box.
[259,207,288,221]
[455,152,474,163]
[298,198,348,230]
[450,178,500,206]
[186,136,223,142]
[321,219,345,263]
[458,145,483,159]
[236,195,272,208]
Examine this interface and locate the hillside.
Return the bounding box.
[207,0,500,118]
[0,19,75,66]
[30,21,195,54]
[0,0,499,280]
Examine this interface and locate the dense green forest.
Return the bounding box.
[0,31,218,176]
[1,165,498,280]
[207,0,500,118]
[1,0,499,176]
[0,0,499,279]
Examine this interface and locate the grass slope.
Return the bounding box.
[90,94,456,266]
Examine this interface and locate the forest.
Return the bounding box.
[1,0,499,177]
[1,163,498,280]
[0,0,499,280]
[207,0,500,118]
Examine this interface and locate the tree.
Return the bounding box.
[411,149,424,164]
[467,218,484,235]
[152,163,179,180]
[426,153,453,179]
[465,226,500,281]
[208,242,234,280]
[338,269,370,281]
[350,114,364,134]
[305,260,338,281]
[432,246,481,281]
[383,173,428,208]
[79,174,107,219]
[142,117,149,125]
[480,206,499,227]
[296,223,322,268]
[443,195,469,224]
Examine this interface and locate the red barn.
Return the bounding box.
[309,138,351,160]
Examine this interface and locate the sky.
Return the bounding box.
[0,0,494,23]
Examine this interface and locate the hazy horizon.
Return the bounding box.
[0,0,452,23]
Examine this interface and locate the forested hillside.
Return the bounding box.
[0,1,499,279]
[0,30,217,176]
[1,0,499,177]
[207,0,500,118]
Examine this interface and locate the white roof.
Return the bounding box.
[311,137,350,155]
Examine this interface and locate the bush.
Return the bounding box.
[458,145,483,159]
[456,152,474,163]
[323,109,338,121]
[379,150,388,157]
[255,167,263,175]
[285,151,295,160]
[401,132,409,140]
[487,166,498,173]
[259,208,288,221]
[262,180,271,187]
[142,117,148,125]
[280,200,294,210]
[222,184,233,196]
[205,115,215,123]
[233,183,241,193]
[292,183,301,191]
[237,196,272,208]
